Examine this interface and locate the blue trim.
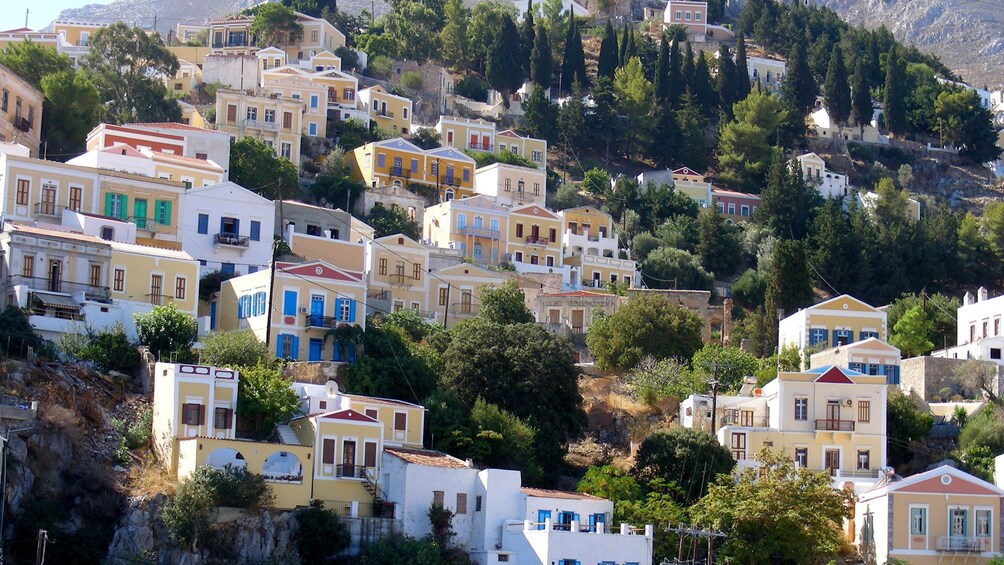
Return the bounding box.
[283,290,297,316]
[537,510,550,530]
[197,214,209,234]
[250,221,261,241]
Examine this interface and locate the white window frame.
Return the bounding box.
[909,504,928,550]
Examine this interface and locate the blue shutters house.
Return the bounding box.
[283,290,297,316]
[809,328,829,346]
[860,330,879,340]
[833,329,853,347]
[308,338,323,361]
[536,510,551,530]
[250,221,261,241]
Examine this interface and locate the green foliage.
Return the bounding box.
[632,427,735,503]
[823,43,851,125]
[200,330,270,368]
[365,202,421,240]
[730,268,766,310]
[889,305,935,357]
[400,70,423,91]
[614,57,654,158]
[624,356,704,403]
[236,363,300,440]
[883,46,907,136]
[56,323,140,373]
[520,86,558,142]
[935,88,1002,163]
[469,399,541,482]
[293,500,351,564]
[229,137,300,199]
[640,247,714,291]
[250,3,303,46]
[309,148,366,208]
[344,322,437,402]
[577,465,642,501]
[560,13,587,91]
[199,270,236,301]
[691,345,760,393]
[597,20,619,79]
[112,407,153,464]
[959,406,1004,456]
[462,147,537,169]
[717,91,789,192]
[886,292,958,352]
[690,449,854,564]
[358,534,450,564]
[531,23,552,87]
[477,280,533,324]
[384,1,442,63]
[887,389,933,471]
[134,303,198,360]
[765,239,813,320]
[780,38,816,116]
[587,292,704,371]
[485,14,523,106]
[439,0,469,67]
[696,209,741,277]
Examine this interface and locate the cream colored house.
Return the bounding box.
[0,63,43,158]
[681,365,888,493]
[365,234,434,321]
[423,195,509,265]
[506,204,562,269]
[778,294,888,359]
[496,129,547,170]
[428,263,511,327]
[473,162,546,207]
[284,12,346,63]
[854,465,1004,565]
[260,76,328,139]
[558,206,636,288]
[809,337,902,385]
[215,88,306,167]
[358,86,413,135]
[68,144,225,188]
[797,152,849,199]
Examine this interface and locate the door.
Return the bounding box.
[826,400,840,429]
[537,510,551,531]
[571,310,584,333]
[950,508,968,538]
[47,260,61,292]
[341,440,356,477]
[150,275,163,305]
[310,295,324,326]
[824,449,840,476]
[308,338,323,361]
[548,309,559,324]
[530,225,540,242]
[134,199,147,228]
[40,186,56,216]
[363,442,377,469]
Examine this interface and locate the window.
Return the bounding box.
[322,438,335,465]
[675,10,682,19]
[433,490,444,505]
[214,407,232,429]
[685,10,692,20]
[310,95,318,109]
[549,228,556,243]
[182,403,202,425]
[114,269,124,291]
[532,150,542,163]
[155,200,172,226]
[456,493,467,514]
[175,277,187,300]
[283,112,293,129]
[308,122,317,136]
[490,218,499,231]
[15,179,29,206]
[106,193,127,220]
[89,264,101,287]
[226,104,237,122]
[730,432,746,460]
[199,214,211,234]
[910,507,927,535]
[475,495,483,512]
[394,412,407,431]
[280,143,292,159]
[505,178,511,192]
[413,263,422,280]
[311,30,319,41]
[977,509,992,537]
[410,158,418,173]
[439,287,448,306]
[250,221,261,241]
[992,348,1002,360]
[150,274,163,302]
[857,450,870,470]
[695,11,702,20]
[858,400,870,422]
[338,299,352,321]
[794,447,807,468]
[741,205,750,217]
[0,89,6,112]
[794,398,808,421]
[21,255,34,278]
[515,224,524,238]
[68,186,82,212]
[247,107,258,121]
[379,258,387,275]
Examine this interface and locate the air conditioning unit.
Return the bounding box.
[299,307,308,314]
[844,399,853,407]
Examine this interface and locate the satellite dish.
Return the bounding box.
[325,380,339,398]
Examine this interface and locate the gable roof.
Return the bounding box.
[371,137,424,154]
[187,181,274,204]
[863,465,1004,500]
[434,262,509,279]
[521,487,605,501]
[813,366,856,384]
[811,294,882,313]
[277,260,364,283]
[539,290,615,298]
[672,166,704,177]
[384,447,470,469]
[373,233,424,249]
[510,204,558,219]
[425,146,476,162]
[319,409,380,423]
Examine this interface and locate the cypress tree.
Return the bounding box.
[781,37,816,115]
[560,12,587,91]
[851,60,872,129]
[668,38,683,108]
[486,15,523,108]
[624,28,637,62]
[883,45,907,136]
[735,31,751,101]
[531,22,552,89]
[654,35,669,102]
[867,32,883,88]
[597,20,618,79]
[682,41,695,91]
[520,0,536,79]
[651,104,682,167]
[823,43,851,126]
[717,44,737,117]
[619,24,630,66]
[693,50,717,117]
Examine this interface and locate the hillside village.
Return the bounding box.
[0,0,1001,563]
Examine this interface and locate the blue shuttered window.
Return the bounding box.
[348,299,356,323]
[197,214,209,234]
[250,221,261,241]
[283,290,297,316]
[809,328,829,345]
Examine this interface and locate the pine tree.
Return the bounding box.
[597,20,618,80]
[734,31,751,102]
[781,37,816,115]
[668,38,683,108]
[531,23,552,89]
[717,44,737,117]
[692,51,717,118]
[559,81,586,149]
[560,12,587,90]
[766,239,814,319]
[486,15,523,108]
[883,45,907,136]
[851,60,872,129]
[651,103,681,167]
[676,90,707,170]
[520,0,536,79]
[439,0,469,68]
[823,43,851,126]
[867,32,883,89]
[682,41,695,90]
[523,85,558,141]
[619,24,630,66]
[654,35,669,102]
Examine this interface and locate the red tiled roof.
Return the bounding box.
[384,447,470,469]
[7,223,106,244]
[130,122,226,134]
[520,487,605,501]
[539,290,614,298]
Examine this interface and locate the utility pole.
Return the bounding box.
[708,377,720,433]
[665,522,726,565]
[34,529,47,565]
[24,10,29,28]
[442,284,451,327]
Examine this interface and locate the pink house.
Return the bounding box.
[664,0,708,36]
[712,188,760,223]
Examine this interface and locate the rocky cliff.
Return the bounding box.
[821,0,1004,89]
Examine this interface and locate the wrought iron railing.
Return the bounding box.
[936,536,983,552]
[10,275,110,301]
[215,232,250,247]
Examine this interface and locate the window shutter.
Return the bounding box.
[291,336,299,360]
[233,218,240,235]
[322,438,335,464]
[348,299,356,323]
[334,298,343,320]
[162,201,172,226]
[198,214,208,234]
[225,409,233,428]
[119,195,128,220]
[104,192,113,216]
[283,290,297,316]
[199,404,206,425]
[250,221,261,241]
[276,335,284,357]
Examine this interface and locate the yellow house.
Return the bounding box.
[218,259,367,361]
[558,206,636,288]
[68,144,225,188]
[261,59,364,124]
[0,62,43,158]
[854,465,1004,565]
[109,240,199,315]
[684,365,888,494]
[507,204,562,268]
[165,59,202,96]
[671,166,713,208]
[435,116,498,151]
[152,362,240,474]
[284,12,346,62]
[286,229,366,274]
[358,86,414,135]
[778,294,888,359]
[495,129,547,170]
[473,162,546,207]
[366,234,433,318]
[260,76,328,139]
[809,337,903,385]
[349,138,475,201]
[215,88,305,168]
[52,20,108,47]
[429,263,511,327]
[209,14,254,54]
[423,195,508,265]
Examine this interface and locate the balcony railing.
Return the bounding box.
[242,118,279,131]
[147,293,177,306]
[33,202,62,218]
[11,274,110,301]
[212,40,250,48]
[936,536,984,552]
[389,273,408,285]
[462,226,501,239]
[215,232,250,247]
[335,464,375,479]
[128,217,165,231]
[453,302,473,315]
[525,236,550,246]
[305,314,351,328]
[375,109,394,118]
[368,289,390,300]
[814,419,855,431]
[440,176,460,186]
[14,117,30,132]
[468,142,492,151]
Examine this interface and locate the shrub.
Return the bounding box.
[210,464,273,509]
[358,534,449,565]
[293,500,350,564]
[0,306,46,359]
[199,270,235,301]
[365,55,392,79]
[236,363,300,439]
[200,330,269,368]
[134,303,198,360]
[400,70,423,90]
[454,75,489,102]
[56,323,140,373]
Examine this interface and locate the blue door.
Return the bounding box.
[308,338,323,361]
[209,301,217,330]
[537,510,551,530]
[310,295,324,326]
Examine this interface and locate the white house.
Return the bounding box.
[810,107,888,145]
[748,56,786,91]
[179,181,276,276]
[473,162,547,208]
[797,152,849,199]
[380,446,654,565]
[932,288,1004,365]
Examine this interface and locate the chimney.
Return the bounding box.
[979,287,988,302]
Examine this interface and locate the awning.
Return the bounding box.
[32,292,81,310]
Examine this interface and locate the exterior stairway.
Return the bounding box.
[275,424,299,445]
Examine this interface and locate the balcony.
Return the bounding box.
[215,232,250,247]
[467,142,492,151]
[525,236,550,246]
[212,40,250,49]
[814,419,855,432]
[242,118,279,132]
[936,537,984,552]
[147,293,177,306]
[14,117,30,132]
[389,273,408,285]
[305,314,349,329]
[11,274,110,301]
[368,289,390,300]
[440,176,459,186]
[374,109,394,119]
[32,202,63,218]
[128,217,165,231]
[335,464,375,479]
[462,226,501,239]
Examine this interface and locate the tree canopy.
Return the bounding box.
[587,292,704,370]
[229,137,300,199]
[631,427,735,503]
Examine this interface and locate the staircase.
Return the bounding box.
[275,424,299,445]
[362,468,392,517]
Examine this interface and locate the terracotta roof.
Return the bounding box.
[712,188,761,199]
[6,223,107,244]
[130,122,227,134]
[384,447,470,469]
[150,151,223,170]
[345,394,424,409]
[520,487,605,501]
[320,409,379,423]
[540,290,614,298]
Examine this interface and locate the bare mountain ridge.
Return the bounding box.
[821,0,1004,90]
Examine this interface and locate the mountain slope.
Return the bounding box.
[821,0,1004,89]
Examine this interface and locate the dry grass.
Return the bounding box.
[40,404,80,429]
[605,392,649,416]
[125,450,177,498]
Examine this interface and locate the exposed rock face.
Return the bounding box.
[821,0,1004,89]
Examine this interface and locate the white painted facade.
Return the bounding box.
[797,152,849,199]
[179,181,275,276]
[473,162,547,208]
